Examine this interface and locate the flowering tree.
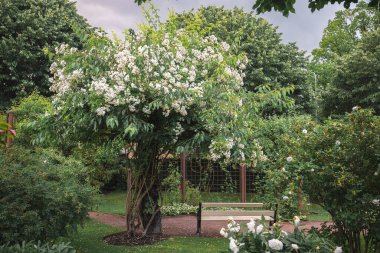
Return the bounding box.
[45,7,293,236]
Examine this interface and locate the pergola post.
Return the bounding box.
[6,111,15,148]
[180,152,187,203]
[240,164,247,203]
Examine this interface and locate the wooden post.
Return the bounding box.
[180,152,187,203]
[6,111,15,148]
[240,164,247,203]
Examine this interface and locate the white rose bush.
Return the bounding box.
[39,6,295,237]
[221,216,337,253]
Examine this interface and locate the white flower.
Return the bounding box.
[334,246,343,253]
[220,228,228,238]
[374,172,378,176]
[247,219,255,233]
[372,199,380,206]
[44,111,50,117]
[268,239,283,251]
[95,107,108,116]
[287,156,293,162]
[335,140,341,146]
[293,216,301,226]
[283,196,289,201]
[281,231,288,237]
[291,244,299,251]
[229,238,239,253]
[310,169,315,172]
[352,106,359,111]
[281,167,286,172]
[302,129,307,134]
[256,224,263,234]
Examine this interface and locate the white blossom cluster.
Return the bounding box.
[49,30,247,120]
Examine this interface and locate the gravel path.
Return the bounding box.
[89,212,330,237]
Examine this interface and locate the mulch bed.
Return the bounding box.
[103,231,167,246]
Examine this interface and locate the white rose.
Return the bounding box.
[256,224,263,234]
[283,196,289,201]
[247,219,255,233]
[287,156,293,162]
[268,239,283,251]
[220,228,228,238]
[293,216,301,226]
[292,244,299,250]
[229,238,239,253]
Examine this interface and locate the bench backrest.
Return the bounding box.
[202,202,265,208]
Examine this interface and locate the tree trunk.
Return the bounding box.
[141,182,162,235]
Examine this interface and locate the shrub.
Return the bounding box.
[0,148,98,244]
[253,115,316,219]
[287,109,380,253]
[11,93,53,147]
[0,241,75,253]
[221,216,338,253]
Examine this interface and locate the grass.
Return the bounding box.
[69,219,226,253]
[95,191,331,221]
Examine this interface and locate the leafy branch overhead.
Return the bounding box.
[134,0,380,16]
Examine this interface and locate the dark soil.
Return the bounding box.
[103,231,167,246]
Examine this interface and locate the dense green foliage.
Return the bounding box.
[285,109,380,253]
[252,0,379,16]
[0,241,75,253]
[175,6,309,113]
[311,2,380,116]
[253,115,316,219]
[323,28,380,115]
[0,0,91,105]
[0,148,97,244]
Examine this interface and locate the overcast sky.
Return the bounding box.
[74,0,344,53]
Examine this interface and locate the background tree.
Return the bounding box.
[174,6,310,114]
[323,28,380,115]
[310,2,380,116]
[0,0,91,108]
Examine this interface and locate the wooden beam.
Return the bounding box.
[180,152,187,203]
[240,164,247,203]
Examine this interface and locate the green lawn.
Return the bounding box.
[69,220,226,253]
[95,191,331,221]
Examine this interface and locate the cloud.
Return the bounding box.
[74,0,343,52]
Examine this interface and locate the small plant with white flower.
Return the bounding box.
[221,216,337,253]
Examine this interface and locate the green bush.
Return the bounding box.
[0,148,98,244]
[0,241,75,253]
[11,93,53,147]
[161,163,201,206]
[287,109,380,253]
[253,115,316,219]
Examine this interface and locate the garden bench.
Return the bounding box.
[196,202,277,236]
